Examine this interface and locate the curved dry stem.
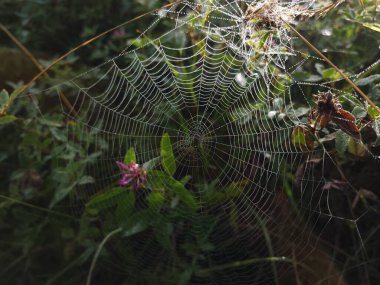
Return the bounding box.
[282,19,380,115]
[3,1,182,115]
[0,24,45,73]
[0,24,78,116]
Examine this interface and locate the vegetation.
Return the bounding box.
[0,1,379,284]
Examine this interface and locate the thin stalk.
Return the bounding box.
[86,227,123,285]
[283,20,380,115]
[0,253,26,275]
[198,255,319,280]
[0,24,78,116]
[0,194,76,220]
[292,247,302,285]
[0,24,45,73]
[3,1,182,115]
[199,256,290,274]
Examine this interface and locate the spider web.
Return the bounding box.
[19,0,380,284]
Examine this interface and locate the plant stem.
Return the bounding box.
[0,24,45,74]
[86,227,123,285]
[282,20,380,115]
[3,1,182,115]
[198,256,290,274]
[0,194,76,220]
[0,24,78,117]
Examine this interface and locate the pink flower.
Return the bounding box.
[116,161,147,191]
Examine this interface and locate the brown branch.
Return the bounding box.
[0,24,45,73]
[0,24,78,117]
[283,20,380,115]
[2,1,182,115]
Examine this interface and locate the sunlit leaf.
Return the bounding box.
[347,138,367,157]
[291,126,314,151]
[361,22,380,32]
[124,147,137,165]
[0,115,17,125]
[367,106,380,119]
[160,133,176,176]
[322,68,341,80]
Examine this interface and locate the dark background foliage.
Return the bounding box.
[0,1,379,284]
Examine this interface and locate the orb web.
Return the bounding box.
[18,1,380,284]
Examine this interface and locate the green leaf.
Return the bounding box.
[203,181,247,206]
[50,183,76,208]
[142,157,160,170]
[292,71,322,82]
[123,147,136,165]
[361,22,380,33]
[77,175,95,185]
[147,170,168,190]
[347,138,367,157]
[169,180,198,210]
[360,126,377,144]
[258,31,271,49]
[335,130,350,157]
[340,94,363,107]
[322,68,341,80]
[291,126,314,151]
[315,63,325,75]
[122,210,151,237]
[178,268,193,285]
[50,127,66,141]
[0,89,10,114]
[148,191,165,210]
[356,75,380,86]
[9,86,23,101]
[116,191,135,226]
[123,220,149,237]
[292,71,309,81]
[203,192,227,205]
[0,115,17,125]
[160,133,176,176]
[367,106,380,119]
[180,175,192,185]
[352,106,367,119]
[287,106,310,118]
[306,75,323,82]
[224,180,248,198]
[153,219,172,250]
[86,187,126,213]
